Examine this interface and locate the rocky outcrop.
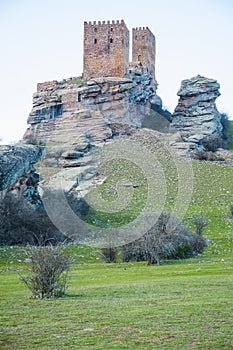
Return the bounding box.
[0,144,44,191]
[24,72,159,146]
[22,72,162,192]
[170,75,223,155]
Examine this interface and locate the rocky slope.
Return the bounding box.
[170,75,223,155]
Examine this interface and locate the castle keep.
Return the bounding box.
[132,27,155,80]
[83,20,156,81]
[83,20,129,79]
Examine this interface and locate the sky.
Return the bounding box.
[0,0,233,144]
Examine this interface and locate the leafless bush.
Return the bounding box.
[191,214,209,235]
[100,247,118,263]
[229,204,233,218]
[20,245,71,298]
[192,150,217,161]
[121,212,207,265]
[202,133,224,152]
[220,112,230,148]
[0,191,66,245]
[108,123,134,136]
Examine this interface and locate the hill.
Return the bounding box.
[0,154,233,348]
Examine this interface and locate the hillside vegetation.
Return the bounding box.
[0,131,233,349]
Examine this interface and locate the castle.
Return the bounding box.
[83,20,156,81]
[36,20,156,93]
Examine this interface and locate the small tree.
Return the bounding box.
[191,214,209,235]
[20,245,71,299]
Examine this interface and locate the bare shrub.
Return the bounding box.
[192,150,217,161]
[0,191,66,246]
[121,212,207,265]
[191,214,209,235]
[202,133,224,152]
[220,112,230,148]
[20,245,71,298]
[108,123,134,136]
[230,204,233,218]
[100,247,118,263]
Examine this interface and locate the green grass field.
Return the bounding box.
[1,133,233,349]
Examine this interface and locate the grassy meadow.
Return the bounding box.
[1,131,233,349]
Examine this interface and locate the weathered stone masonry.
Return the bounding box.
[132,27,155,81]
[83,20,156,81]
[83,20,130,79]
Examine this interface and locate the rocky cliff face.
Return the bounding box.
[24,72,159,147]
[170,75,223,155]
[22,72,161,207]
[0,144,44,192]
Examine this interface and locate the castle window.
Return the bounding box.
[138,55,142,62]
[142,35,145,40]
[110,38,113,43]
[110,27,114,32]
[94,28,97,32]
[135,35,138,40]
[94,38,97,44]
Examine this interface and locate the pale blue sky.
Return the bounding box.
[0,0,233,144]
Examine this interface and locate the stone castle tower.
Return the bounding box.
[83,20,130,79]
[132,27,155,80]
[83,20,156,81]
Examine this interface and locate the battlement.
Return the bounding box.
[133,27,149,31]
[84,19,124,26]
[132,27,155,39]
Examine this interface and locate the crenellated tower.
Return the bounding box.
[83,20,130,79]
[132,27,156,81]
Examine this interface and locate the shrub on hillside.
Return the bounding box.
[19,245,71,299]
[100,247,118,263]
[220,112,230,148]
[191,214,209,235]
[202,133,224,152]
[229,204,233,218]
[0,191,66,246]
[121,212,207,265]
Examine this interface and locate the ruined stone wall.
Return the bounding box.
[83,20,129,79]
[132,27,155,81]
[37,81,58,92]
